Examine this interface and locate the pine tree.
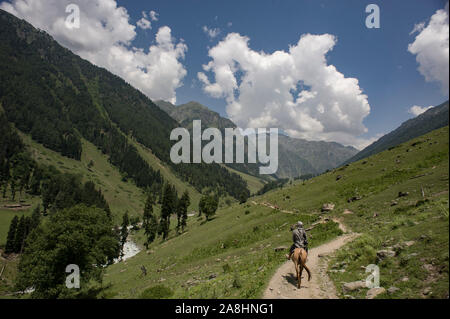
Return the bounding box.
[177,190,190,233]
[160,183,175,240]
[5,215,18,254]
[30,205,41,230]
[10,179,16,201]
[143,194,158,247]
[14,215,26,253]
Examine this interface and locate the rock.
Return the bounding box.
[398,191,409,197]
[321,203,335,212]
[343,209,353,215]
[336,175,343,181]
[342,281,367,293]
[376,250,396,262]
[347,196,362,203]
[404,240,415,247]
[366,287,386,299]
[423,287,432,296]
[387,287,400,295]
[208,273,217,280]
[343,294,355,299]
[423,264,434,272]
[269,287,273,291]
[274,246,288,252]
[390,200,398,206]
[401,276,409,282]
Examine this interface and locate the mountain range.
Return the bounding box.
[155,100,359,178]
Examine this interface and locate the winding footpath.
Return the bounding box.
[263,219,359,299]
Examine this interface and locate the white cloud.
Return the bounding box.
[149,10,158,21]
[409,22,425,35]
[137,15,151,30]
[198,32,371,148]
[0,0,187,103]
[408,105,433,116]
[202,25,221,40]
[408,3,449,95]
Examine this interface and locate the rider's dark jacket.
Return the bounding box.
[290,226,308,253]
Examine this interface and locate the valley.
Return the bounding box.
[0,5,448,301]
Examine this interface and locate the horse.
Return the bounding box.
[291,247,311,289]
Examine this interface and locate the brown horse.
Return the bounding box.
[291,247,311,289]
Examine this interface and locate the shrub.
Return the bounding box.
[140,285,174,299]
[232,272,242,289]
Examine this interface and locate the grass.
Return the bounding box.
[102,126,449,299]
[220,164,265,195]
[20,132,146,224]
[2,124,448,299]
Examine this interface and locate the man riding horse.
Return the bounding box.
[286,221,308,260]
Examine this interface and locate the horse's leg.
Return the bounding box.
[294,260,299,288]
[298,264,303,289]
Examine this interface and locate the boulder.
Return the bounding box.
[321,203,335,212]
[387,287,400,295]
[376,250,396,262]
[342,281,367,293]
[343,209,353,215]
[398,191,409,197]
[366,287,386,299]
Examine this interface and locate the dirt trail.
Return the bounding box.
[263,219,359,299]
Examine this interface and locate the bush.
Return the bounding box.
[140,285,174,299]
[232,272,242,289]
[223,263,231,273]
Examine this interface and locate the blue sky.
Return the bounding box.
[123,0,448,143]
[1,0,448,148]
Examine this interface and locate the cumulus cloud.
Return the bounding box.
[0,0,187,103]
[408,3,449,94]
[198,33,371,147]
[409,105,433,116]
[202,25,221,40]
[137,11,151,30]
[409,21,425,35]
[149,10,158,21]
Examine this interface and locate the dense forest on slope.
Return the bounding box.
[346,101,449,164]
[0,10,249,199]
[1,108,110,213]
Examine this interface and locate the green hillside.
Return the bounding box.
[100,126,448,299]
[0,9,250,201]
[346,101,449,164]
